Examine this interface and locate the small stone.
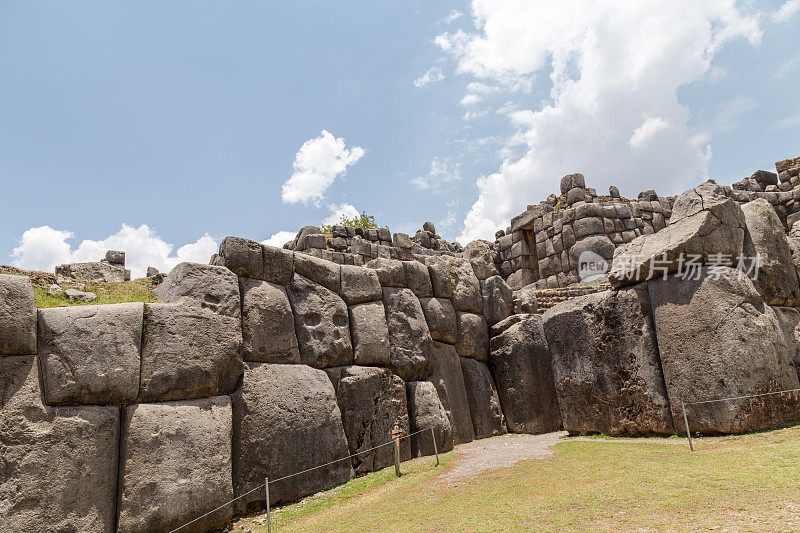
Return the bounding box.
[48,284,62,296]
[423,221,436,234]
[63,288,97,302]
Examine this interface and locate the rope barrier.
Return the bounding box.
[168,426,435,533]
[685,387,800,406]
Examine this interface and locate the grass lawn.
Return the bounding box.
[232,424,800,532]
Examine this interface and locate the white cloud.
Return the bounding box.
[11,224,217,279]
[460,93,482,106]
[442,9,464,24]
[436,1,763,242]
[262,231,296,248]
[322,203,360,226]
[281,130,365,205]
[413,67,445,88]
[411,157,462,191]
[773,0,800,22]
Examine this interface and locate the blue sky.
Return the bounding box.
[2,1,800,277]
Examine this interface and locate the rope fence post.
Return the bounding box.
[430,426,439,466]
[681,401,693,451]
[265,477,271,533]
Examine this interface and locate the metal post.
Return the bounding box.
[430,427,439,466]
[394,437,402,477]
[265,477,272,533]
[681,401,694,452]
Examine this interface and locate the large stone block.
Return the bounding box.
[288,275,353,368]
[218,236,265,279]
[155,262,241,317]
[464,240,500,280]
[406,381,454,457]
[339,264,382,304]
[294,252,341,293]
[0,356,119,532]
[741,198,800,305]
[263,244,294,285]
[456,312,489,362]
[542,286,674,436]
[117,397,233,533]
[349,300,391,366]
[231,363,353,511]
[383,287,432,381]
[450,258,483,313]
[460,358,507,438]
[240,278,300,363]
[55,261,129,282]
[325,366,410,475]
[774,306,800,381]
[403,260,433,297]
[0,273,36,355]
[367,258,406,287]
[649,267,800,434]
[38,303,142,405]
[419,297,457,344]
[480,275,513,326]
[426,257,453,298]
[489,315,561,434]
[428,341,475,445]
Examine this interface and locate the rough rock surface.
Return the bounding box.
[231,363,352,510]
[367,258,406,287]
[0,356,119,532]
[456,312,489,362]
[741,198,800,306]
[0,273,37,355]
[294,252,341,293]
[428,341,475,445]
[38,303,143,405]
[406,381,454,457]
[650,267,800,434]
[325,366,410,475]
[460,358,507,438]
[419,296,457,344]
[489,315,562,434]
[481,275,513,326]
[117,397,234,533]
[427,257,453,298]
[55,261,129,282]
[349,300,391,366]
[450,258,484,313]
[512,285,539,315]
[288,274,353,368]
[383,287,432,381]
[464,240,500,280]
[543,286,674,436]
[218,236,266,280]
[240,279,300,363]
[339,264,382,304]
[774,307,800,381]
[403,260,434,297]
[155,262,241,317]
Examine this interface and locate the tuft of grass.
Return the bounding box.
[32,279,160,308]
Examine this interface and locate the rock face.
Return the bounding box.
[489,315,562,434]
[450,258,483,313]
[383,288,432,381]
[117,397,234,533]
[512,285,539,314]
[460,358,507,438]
[419,297,457,344]
[288,274,353,368]
[339,264,382,304]
[406,381,454,457]
[480,275,513,326]
[774,307,800,381]
[740,198,800,306]
[543,286,674,436]
[294,252,341,293]
[345,300,389,366]
[609,181,746,286]
[38,303,143,405]
[464,240,500,280]
[456,312,489,362]
[55,261,129,282]
[0,273,37,355]
[240,279,300,364]
[367,258,406,287]
[218,237,294,285]
[231,363,352,510]
[155,262,242,317]
[649,267,800,434]
[403,260,434,297]
[0,356,119,532]
[325,366,410,475]
[427,257,453,298]
[428,341,475,445]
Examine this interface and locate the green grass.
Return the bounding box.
[232,425,800,532]
[32,279,160,308]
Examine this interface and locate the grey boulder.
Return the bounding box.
[240,278,300,363]
[456,312,489,362]
[464,240,499,280]
[349,300,391,366]
[480,275,513,326]
[460,358,507,438]
[419,297,457,344]
[428,341,475,445]
[339,264,382,304]
[512,285,539,315]
[450,258,483,313]
[383,287,432,381]
[155,262,241,318]
[403,260,434,298]
[406,381,454,457]
[367,258,406,287]
[294,252,341,293]
[0,273,37,355]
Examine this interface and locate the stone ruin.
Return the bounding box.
[3,154,800,531]
[55,250,131,282]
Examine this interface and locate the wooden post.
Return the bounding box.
[430,427,439,466]
[681,401,694,452]
[265,477,272,533]
[394,437,402,477]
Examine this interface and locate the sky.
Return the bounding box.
[2,1,800,278]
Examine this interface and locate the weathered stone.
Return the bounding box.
[406,381,454,457]
[294,252,341,293]
[573,217,604,239]
[464,240,500,280]
[367,257,406,287]
[428,341,475,445]
[262,244,294,285]
[649,267,800,434]
[489,315,561,433]
[741,198,800,305]
[325,366,410,475]
[490,313,527,337]
[456,312,489,362]
[383,287,432,381]
[0,356,119,532]
[63,288,97,301]
[38,303,142,405]
[480,275,513,326]
[419,296,457,345]
[572,235,614,261]
[349,300,391,366]
[218,236,264,279]
[288,274,353,368]
[155,262,241,317]
[231,363,352,510]
[774,306,800,381]
[403,260,433,297]
[117,397,233,533]
[450,258,483,313]
[423,221,436,233]
[512,285,539,314]
[459,358,507,438]
[543,286,674,436]
[427,257,453,298]
[104,249,125,265]
[0,273,37,355]
[339,264,382,304]
[146,266,160,277]
[240,279,300,363]
[307,233,327,249]
[55,261,129,282]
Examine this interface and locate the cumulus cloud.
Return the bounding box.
[322,203,360,226]
[413,67,445,88]
[441,9,464,24]
[773,0,800,22]
[281,130,365,206]
[262,231,297,248]
[411,157,462,191]
[436,1,763,242]
[11,224,217,279]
